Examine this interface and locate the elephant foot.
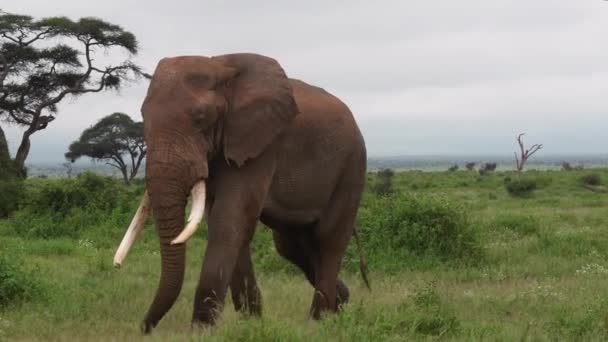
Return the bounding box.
[309,280,350,319]
[192,289,223,327]
[141,320,155,334]
[336,279,350,309]
[309,289,326,320]
[191,307,220,328]
[233,289,263,317]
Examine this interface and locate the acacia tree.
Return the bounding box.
[514,133,543,173]
[0,11,145,166]
[65,113,145,185]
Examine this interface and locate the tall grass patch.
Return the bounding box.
[6,172,141,241]
[0,253,43,308]
[354,192,483,271]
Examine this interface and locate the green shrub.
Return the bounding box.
[371,168,395,195]
[9,172,139,239]
[355,192,483,270]
[581,174,601,186]
[28,172,129,215]
[479,162,497,175]
[0,253,42,308]
[505,177,537,197]
[0,179,24,218]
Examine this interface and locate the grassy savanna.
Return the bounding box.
[2,168,608,341]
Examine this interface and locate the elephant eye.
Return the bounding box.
[190,105,219,132]
[185,73,212,89]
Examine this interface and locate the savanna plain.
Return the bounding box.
[2,168,608,341]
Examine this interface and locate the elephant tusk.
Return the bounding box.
[171,180,206,245]
[113,191,150,268]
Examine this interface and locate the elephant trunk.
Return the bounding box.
[140,130,209,333]
[142,163,189,333]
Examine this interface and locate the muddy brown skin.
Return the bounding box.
[141,53,366,333]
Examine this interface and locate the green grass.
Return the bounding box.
[2,168,608,340]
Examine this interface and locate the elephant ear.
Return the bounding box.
[213,53,299,167]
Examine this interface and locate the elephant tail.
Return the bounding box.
[353,226,371,290]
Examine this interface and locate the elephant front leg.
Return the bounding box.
[230,245,262,316]
[191,213,258,327]
[191,151,275,327]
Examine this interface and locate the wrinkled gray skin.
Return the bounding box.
[139,53,366,333]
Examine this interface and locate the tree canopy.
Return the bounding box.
[0,11,146,166]
[66,113,146,185]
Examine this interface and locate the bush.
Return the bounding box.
[581,174,601,186]
[479,162,497,175]
[371,168,395,196]
[0,254,42,308]
[561,162,573,171]
[28,172,130,215]
[447,164,459,172]
[10,172,139,239]
[0,179,24,218]
[465,162,476,171]
[355,192,483,270]
[505,177,537,197]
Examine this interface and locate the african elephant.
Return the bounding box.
[113,53,368,333]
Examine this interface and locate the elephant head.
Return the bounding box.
[113,53,299,331]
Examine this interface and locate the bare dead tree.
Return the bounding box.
[514,133,543,173]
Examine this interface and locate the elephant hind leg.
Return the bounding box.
[309,179,364,319]
[272,228,318,284]
[271,229,350,312]
[230,245,262,317]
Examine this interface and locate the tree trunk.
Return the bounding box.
[14,130,32,167]
[121,166,130,185]
[0,125,9,162]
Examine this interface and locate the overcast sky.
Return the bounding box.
[3,0,608,163]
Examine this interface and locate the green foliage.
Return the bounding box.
[0,11,144,165]
[1,169,608,339]
[0,253,42,308]
[491,213,540,237]
[356,192,483,270]
[222,319,305,341]
[0,179,23,218]
[447,164,459,172]
[407,282,460,336]
[544,299,608,340]
[8,172,138,239]
[321,282,459,339]
[65,113,145,185]
[371,168,394,195]
[479,162,497,175]
[505,177,537,197]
